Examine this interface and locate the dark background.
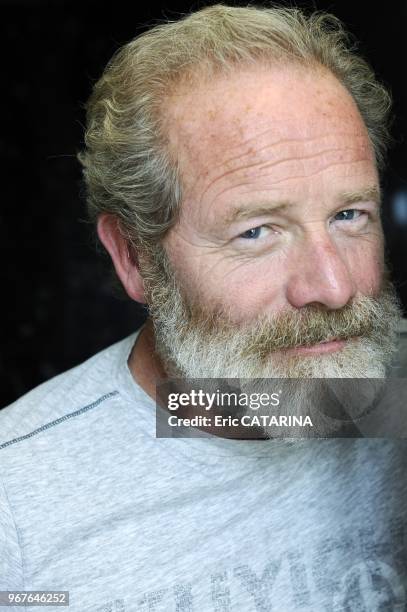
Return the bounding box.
[1,0,406,407]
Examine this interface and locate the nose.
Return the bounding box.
[285,231,356,310]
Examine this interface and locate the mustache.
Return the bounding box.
[142,245,401,358]
[211,284,402,358]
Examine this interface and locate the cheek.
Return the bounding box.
[196,255,288,320]
[347,237,384,296]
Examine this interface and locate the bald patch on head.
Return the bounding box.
[162,64,374,208]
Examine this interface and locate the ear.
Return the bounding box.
[97,213,146,303]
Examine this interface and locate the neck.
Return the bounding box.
[127,318,169,402]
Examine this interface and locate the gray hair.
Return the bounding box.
[78,3,392,254]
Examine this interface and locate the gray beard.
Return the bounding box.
[141,245,403,380]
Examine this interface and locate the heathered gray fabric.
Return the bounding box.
[0,326,407,612]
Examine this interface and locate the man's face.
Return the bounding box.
[141,64,401,378]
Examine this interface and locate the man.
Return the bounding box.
[1,5,406,611]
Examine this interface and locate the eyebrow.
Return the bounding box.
[220,185,381,226]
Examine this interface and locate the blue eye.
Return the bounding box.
[240,227,262,239]
[334,209,359,221]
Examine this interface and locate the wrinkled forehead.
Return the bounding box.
[163,64,374,194]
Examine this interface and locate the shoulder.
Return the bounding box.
[0,331,140,448]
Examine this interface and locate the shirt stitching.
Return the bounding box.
[0,391,119,450]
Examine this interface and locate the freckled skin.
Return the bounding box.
[162,65,384,323]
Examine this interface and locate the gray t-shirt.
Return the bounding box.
[0,328,406,611]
